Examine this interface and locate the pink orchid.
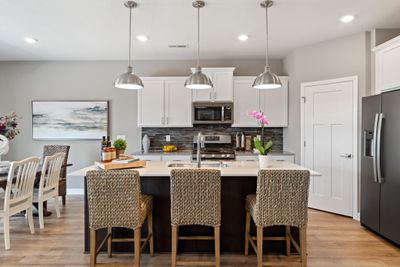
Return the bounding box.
[249,110,269,126]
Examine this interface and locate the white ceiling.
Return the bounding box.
[0,0,399,61]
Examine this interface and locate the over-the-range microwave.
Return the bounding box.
[192,102,233,124]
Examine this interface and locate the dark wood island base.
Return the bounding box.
[84,176,299,254]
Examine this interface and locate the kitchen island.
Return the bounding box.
[72,160,320,254]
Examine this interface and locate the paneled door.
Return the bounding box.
[301,77,358,217]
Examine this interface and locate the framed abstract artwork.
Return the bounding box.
[32,100,109,140]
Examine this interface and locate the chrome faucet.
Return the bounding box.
[196,132,205,168]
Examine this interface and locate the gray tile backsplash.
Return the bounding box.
[141,125,283,151]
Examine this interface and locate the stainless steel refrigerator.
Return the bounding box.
[361,89,400,246]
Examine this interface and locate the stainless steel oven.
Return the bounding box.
[192,102,233,124]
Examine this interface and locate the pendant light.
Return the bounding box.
[185,1,213,90]
[114,1,144,90]
[253,0,281,90]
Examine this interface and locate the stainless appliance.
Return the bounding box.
[192,134,235,160]
[192,102,233,124]
[361,90,400,246]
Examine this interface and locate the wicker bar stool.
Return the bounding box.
[86,169,154,267]
[244,170,310,267]
[170,169,221,267]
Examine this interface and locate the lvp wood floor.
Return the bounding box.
[0,196,399,267]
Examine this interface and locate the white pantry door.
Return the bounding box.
[302,77,357,217]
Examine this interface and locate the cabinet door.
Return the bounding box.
[165,78,193,127]
[233,77,260,127]
[260,78,288,127]
[269,155,295,163]
[213,71,234,101]
[192,70,213,102]
[138,79,165,127]
[376,39,400,93]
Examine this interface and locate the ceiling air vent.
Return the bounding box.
[168,44,189,48]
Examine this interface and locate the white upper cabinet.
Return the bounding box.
[192,68,235,102]
[232,77,260,127]
[164,78,192,127]
[374,35,400,94]
[233,76,288,127]
[138,78,164,127]
[138,77,192,127]
[260,77,288,127]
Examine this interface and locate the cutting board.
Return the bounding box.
[95,160,146,170]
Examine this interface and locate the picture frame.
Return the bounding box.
[31,100,109,140]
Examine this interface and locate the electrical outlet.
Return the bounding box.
[166,135,171,142]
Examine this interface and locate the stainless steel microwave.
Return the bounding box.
[192,102,233,124]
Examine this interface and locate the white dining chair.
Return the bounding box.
[33,152,64,229]
[0,157,40,250]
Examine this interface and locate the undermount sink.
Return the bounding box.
[167,162,229,168]
[167,163,192,168]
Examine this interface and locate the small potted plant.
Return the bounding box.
[113,138,127,158]
[249,111,273,168]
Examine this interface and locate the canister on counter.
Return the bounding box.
[245,136,252,151]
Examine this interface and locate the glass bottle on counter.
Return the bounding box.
[101,147,113,162]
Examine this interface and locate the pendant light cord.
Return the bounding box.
[128,6,132,68]
[265,4,269,69]
[197,7,200,68]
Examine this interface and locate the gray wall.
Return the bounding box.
[0,59,282,190]
[282,32,371,164]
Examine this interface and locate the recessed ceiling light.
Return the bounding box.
[238,34,249,41]
[24,37,38,44]
[136,35,149,42]
[340,15,355,23]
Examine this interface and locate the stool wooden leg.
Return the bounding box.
[90,229,97,267]
[214,226,220,267]
[285,225,291,256]
[244,211,251,256]
[300,227,307,267]
[148,213,154,257]
[134,227,141,267]
[171,225,178,267]
[107,227,112,258]
[257,226,263,267]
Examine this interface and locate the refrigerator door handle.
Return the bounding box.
[376,113,385,184]
[372,113,379,183]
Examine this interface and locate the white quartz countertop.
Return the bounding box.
[131,150,295,156]
[131,150,193,156]
[68,160,320,177]
[235,151,295,156]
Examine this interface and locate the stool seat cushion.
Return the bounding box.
[245,194,257,223]
[140,195,153,224]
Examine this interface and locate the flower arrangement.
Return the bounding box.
[249,110,273,156]
[0,112,21,140]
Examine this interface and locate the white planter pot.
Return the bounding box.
[258,155,270,169]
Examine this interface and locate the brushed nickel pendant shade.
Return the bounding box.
[253,0,281,90]
[185,1,213,90]
[115,1,144,90]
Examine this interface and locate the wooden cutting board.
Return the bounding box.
[95,160,146,170]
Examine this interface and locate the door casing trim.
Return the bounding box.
[300,76,359,220]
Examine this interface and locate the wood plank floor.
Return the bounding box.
[0,196,399,267]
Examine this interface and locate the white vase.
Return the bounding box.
[258,155,270,169]
[142,134,150,153]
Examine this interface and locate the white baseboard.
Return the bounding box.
[353,212,361,221]
[67,188,84,195]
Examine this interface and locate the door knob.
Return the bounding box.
[340,154,352,159]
